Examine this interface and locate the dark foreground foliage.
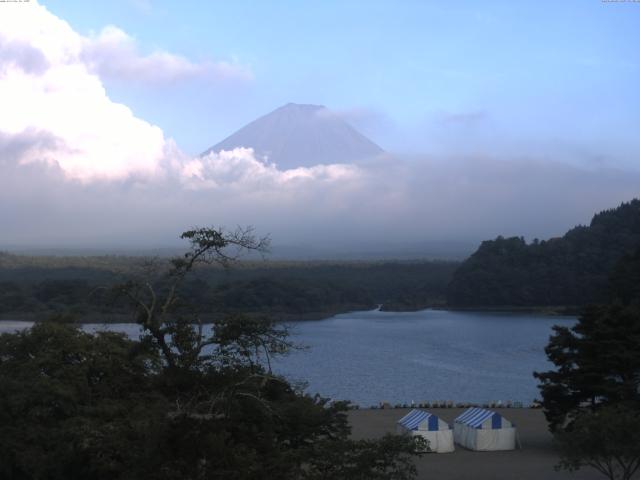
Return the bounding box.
[534,304,640,431]
[536,249,640,479]
[0,227,423,480]
[0,322,421,480]
[555,405,640,480]
[534,245,640,430]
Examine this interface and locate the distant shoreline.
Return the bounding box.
[0,305,373,324]
[432,305,582,316]
[0,304,579,325]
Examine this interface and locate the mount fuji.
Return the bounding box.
[203,103,384,169]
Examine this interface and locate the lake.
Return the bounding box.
[0,309,574,406]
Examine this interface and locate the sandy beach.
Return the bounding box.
[349,408,619,480]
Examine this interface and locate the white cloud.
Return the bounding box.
[0,1,171,181]
[315,106,394,133]
[0,1,252,182]
[82,25,252,84]
[180,148,360,190]
[1,142,639,250]
[0,37,49,74]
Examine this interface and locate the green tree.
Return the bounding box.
[0,321,165,480]
[555,405,640,480]
[115,226,424,479]
[534,304,640,431]
[536,249,640,479]
[0,226,424,480]
[609,246,640,305]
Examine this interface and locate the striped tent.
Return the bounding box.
[453,408,516,451]
[396,409,454,453]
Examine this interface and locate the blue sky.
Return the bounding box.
[43,0,640,164]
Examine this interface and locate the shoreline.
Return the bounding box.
[431,305,582,316]
[0,306,373,325]
[0,304,578,325]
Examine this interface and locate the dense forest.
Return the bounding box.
[447,199,640,308]
[0,256,458,321]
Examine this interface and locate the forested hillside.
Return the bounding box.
[447,199,640,307]
[0,257,458,321]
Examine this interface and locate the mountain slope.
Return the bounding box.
[446,199,640,307]
[203,103,384,169]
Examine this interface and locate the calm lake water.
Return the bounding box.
[0,309,574,406]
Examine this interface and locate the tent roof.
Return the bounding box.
[397,409,443,430]
[454,408,504,428]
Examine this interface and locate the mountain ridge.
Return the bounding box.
[446,199,640,307]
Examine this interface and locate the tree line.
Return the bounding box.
[0,258,458,321]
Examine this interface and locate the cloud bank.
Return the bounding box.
[2,141,638,252]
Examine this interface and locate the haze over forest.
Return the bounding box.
[1,1,639,258]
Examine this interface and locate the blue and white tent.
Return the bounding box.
[396,409,454,453]
[453,408,516,451]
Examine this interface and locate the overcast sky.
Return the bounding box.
[0,1,638,256]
